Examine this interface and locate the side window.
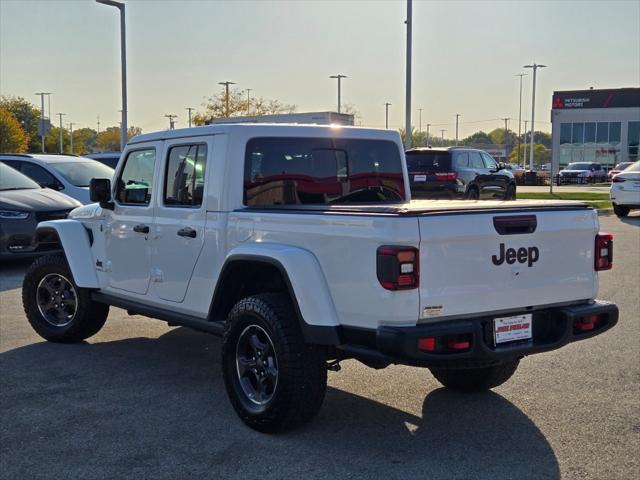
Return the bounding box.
[116,148,156,205]
[453,152,469,168]
[20,162,61,189]
[164,144,207,207]
[469,152,485,169]
[482,153,498,170]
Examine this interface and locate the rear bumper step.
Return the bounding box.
[338,300,618,368]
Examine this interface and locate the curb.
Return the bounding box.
[597,208,614,216]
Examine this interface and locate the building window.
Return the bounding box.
[572,123,584,144]
[560,123,571,144]
[584,123,596,144]
[609,122,621,144]
[596,122,609,143]
[629,121,640,162]
[559,121,624,168]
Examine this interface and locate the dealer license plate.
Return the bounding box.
[493,314,532,345]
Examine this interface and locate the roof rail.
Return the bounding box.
[0,153,35,158]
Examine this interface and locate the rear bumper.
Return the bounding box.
[338,300,618,368]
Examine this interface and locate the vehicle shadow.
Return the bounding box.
[0,327,559,480]
[620,212,640,226]
[0,258,31,293]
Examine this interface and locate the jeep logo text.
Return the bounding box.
[492,243,539,267]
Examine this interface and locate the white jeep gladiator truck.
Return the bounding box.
[22,124,618,432]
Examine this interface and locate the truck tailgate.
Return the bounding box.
[418,208,599,320]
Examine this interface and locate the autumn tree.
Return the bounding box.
[193,87,296,125]
[0,108,29,153]
[0,96,41,152]
[96,126,142,152]
[488,128,518,146]
[71,127,98,155]
[509,143,550,166]
[460,131,493,145]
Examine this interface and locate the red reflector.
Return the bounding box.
[418,337,435,352]
[397,274,415,286]
[434,172,458,181]
[446,340,470,351]
[575,315,603,332]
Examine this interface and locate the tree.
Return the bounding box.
[460,131,493,145]
[0,108,29,153]
[0,95,41,152]
[509,143,550,166]
[44,127,70,153]
[193,87,296,125]
[488,128,518,146]
[71,128,98,155]
[96,126,142,152]
[399,127,429,147]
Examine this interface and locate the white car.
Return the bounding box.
[0,154,114,205]
[559,162,607,183]
[610,160,640,217]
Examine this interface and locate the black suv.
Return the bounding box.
[405,147,516,200]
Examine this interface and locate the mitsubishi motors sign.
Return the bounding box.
[552,88,640,109]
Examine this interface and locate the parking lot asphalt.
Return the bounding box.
[1,214,639,480]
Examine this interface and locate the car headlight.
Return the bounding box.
[0,210,30,220]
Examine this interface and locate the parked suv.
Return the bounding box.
[558,162,607,183]
[406,147,516,200]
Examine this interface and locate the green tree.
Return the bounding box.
[44,127,70,153]
[488,128,518,146]
[0,108,29,153]
[400,127,429,147]
[460,131,493,145]
[193,87,296,125]
[509,143,550,166]
[96,126,142,152]
[0,95,42,152]
[71,127,98,155]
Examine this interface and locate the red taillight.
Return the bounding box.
[612,175,626,183]
[434,172,458,181]
[595,233,613,271]
[377,246,419,290]
[418,337,436,352]
[574,314,605,333]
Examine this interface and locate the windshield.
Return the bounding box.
[615,162,633,170]
[625,161,640,172]
[566,163,593,170]
[0,163,41,190]
[50,161,114,187]
[406,151,451,172]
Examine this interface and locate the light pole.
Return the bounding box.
[35,92,51,152]
[404,0,412,149]
[440,129,446,143]
[384,103,391,129]
[523,120,528,166]
[426,123,430,147]
[455,114,461,146]
[245,88,252,116]
[502,117,510,160]
[523,63,547,172]
[57,113,66,153]
[165,114,177,130]
[96,0,127,152]
[185,107,194,128]
[218,81,236,117]
[418,108,423,136]
[68,122,74,153]
[515,73,527,165]
[329,74,347,113]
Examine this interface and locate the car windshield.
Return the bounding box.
[566,163,592,170]
[615,162,633,170]
[405,151,451,172]
[624,161,640,172]
[0,163,41,190]
[49,161,114,187]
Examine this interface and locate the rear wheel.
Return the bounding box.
[221,293,327,432]
[22,253,109,342]
[504,183,517,201]
[465,186,479,200]
[613,204,630,217]
[429,359,520,392]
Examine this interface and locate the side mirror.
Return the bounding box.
[90,178,114,210]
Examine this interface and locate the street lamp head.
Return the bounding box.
[96,0,124,9]
[329,74,347,79]
[218,81,236,86]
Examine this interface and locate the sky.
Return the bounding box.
[1,0,638,138]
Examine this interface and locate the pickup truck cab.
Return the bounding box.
[22,124,618,432]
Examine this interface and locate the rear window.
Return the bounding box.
[406,151,451,172]
[244,137,404,206]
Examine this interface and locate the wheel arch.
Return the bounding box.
[33,220,99,288]
[209,245,342,345]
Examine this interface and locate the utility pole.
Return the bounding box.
[329,74,347,113]
[165,114,177,130]
[245,88,252,116]
[97,115,101,135]
[523,63,547,172]
[440,129,446,143]
[523,120,528,166]
[384,103,391,129]
[426,124,430,147]
[68,122,75,153]
[502,117,510,161]
[515,73,527,165]
[418,108,423,135]
[404,0,413,149]
[35,92,51,152]
[185,107,194,128]
[455,114,461,146]
[218,81,236,117]
[57,113,66,153]
[96,0,127,151]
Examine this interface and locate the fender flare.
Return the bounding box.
[212,243,342,345]
[34,220,99,288]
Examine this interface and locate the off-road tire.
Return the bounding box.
[613,204,630,218]
[430,359,520,392]
[465,186,480,200]
[22,253,109,342]
[505,183,517,201]
[222,293,327,433]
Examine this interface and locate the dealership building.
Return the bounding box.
[551,87,640,172]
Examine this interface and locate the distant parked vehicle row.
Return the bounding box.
[0,163,81,259]
[610,161,640,217]
[83,152,121,169]
[608,162,634,180]
[0,154,114,204]
[558,162,607,184]
[406,147,516,200]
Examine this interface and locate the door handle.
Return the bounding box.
[177,227,197,238]
[133,224,150,234]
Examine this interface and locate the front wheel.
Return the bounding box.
[22,253,109,343]
[613,204,630,218]
[465,186,480,200]
[504,183,517,201]
[221,293,327,432]
[429,359,520,392]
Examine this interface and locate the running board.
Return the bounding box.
[91,292,225,336]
